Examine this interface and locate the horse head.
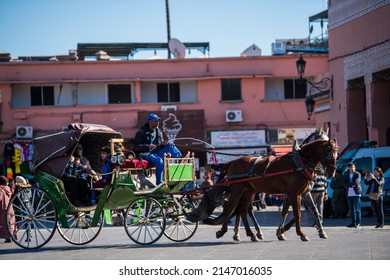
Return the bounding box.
[321,138,338,178]
[300,138,338,179]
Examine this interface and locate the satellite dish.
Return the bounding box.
[168,38,186,59]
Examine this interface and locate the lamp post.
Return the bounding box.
[296,54,332,120]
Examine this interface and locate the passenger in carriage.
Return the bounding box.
[73,144,97,178]
[62,156,85,207]
[134,113,182,185]
[93,146,113,189]
[62,144,97,207]
[73,154,92,203]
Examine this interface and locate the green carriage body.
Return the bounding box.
[13,123,198,249]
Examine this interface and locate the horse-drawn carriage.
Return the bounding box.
[6,123,200,249]
[6,123,338,250]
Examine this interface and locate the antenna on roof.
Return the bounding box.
[168,38,186,59]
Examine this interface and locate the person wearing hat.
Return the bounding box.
[134,113,182,185]
[343,162,362,228]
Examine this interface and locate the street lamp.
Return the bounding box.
[296,54,332,120]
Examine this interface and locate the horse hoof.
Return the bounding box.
[233,235,240,242]
[319,231,328,239]
[256,233,264,240]
[277,234,287,241]
[300,235,310,241]
[216,230,225,239]
[276,228,284,237]
[250,235,260,242]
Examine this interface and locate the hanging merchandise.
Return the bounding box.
[12,143,23,174]
[2,141,33,178]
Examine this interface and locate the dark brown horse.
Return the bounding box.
[200,129,332,242]
[233,128,332,241]
[189,138,338,242]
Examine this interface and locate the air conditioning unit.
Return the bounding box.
[16,126,33,139]
[225,110,243,122]
[160,105,177,111]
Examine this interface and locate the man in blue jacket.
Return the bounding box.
[134,114,182,185]
[343,163,362,228]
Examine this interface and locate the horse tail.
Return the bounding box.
[187,185,229,222]
[187,160,234,222]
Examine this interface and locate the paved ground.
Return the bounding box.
[1,206,389,260]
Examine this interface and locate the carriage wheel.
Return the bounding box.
[6,187,57,250]
[57,211,104,245]
[163,196,198,242]
[124,197,166,245]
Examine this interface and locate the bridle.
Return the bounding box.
[294,139,338,180]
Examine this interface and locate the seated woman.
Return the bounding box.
[93,146,113,189]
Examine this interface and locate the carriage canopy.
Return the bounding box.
[30,123,122,178]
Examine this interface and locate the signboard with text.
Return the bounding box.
[210,130,266,148]
[207,147,268,164]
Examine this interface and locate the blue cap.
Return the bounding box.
[147,114,160,122]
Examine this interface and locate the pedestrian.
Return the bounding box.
[8,177,15,196]
[0,175,17,243]
[364,167,385,228]
[310,166,328,226]
[330,171,349,218]
[134,113,182,185]
[200,174,213,188]
[253,192,267,211]
[344,163,362,228]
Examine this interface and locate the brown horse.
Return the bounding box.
[200,129,332,242]
[189,138,338,242]
[232,129,332,241]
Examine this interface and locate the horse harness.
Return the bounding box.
[221,141,337,187]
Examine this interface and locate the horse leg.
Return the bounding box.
[276,196,291,241]
[248,204,264,240]
[239,191,259,242]
[291,195,309,241]
[233,212,241,241]
[303,192,327,239]
[216,187,245,239]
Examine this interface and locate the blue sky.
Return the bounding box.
[0,0,328,59]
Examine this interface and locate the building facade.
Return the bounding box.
[328,0,390,149]
[0,53,328,174]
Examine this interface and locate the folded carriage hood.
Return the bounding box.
[30,123,122,178]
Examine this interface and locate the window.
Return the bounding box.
[31,86,54,106]
[354,158,372,175]
[221,79,241,101]
[284,79,307,99]
[157,83,180,102]
[108,84,131,104]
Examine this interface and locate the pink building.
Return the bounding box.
[327,0,390,149]
[0,51,329,173]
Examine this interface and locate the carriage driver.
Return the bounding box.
[134,114,182,186]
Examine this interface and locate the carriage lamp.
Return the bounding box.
[296,54,333,120]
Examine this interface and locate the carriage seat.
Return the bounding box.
[120,159,152,169]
